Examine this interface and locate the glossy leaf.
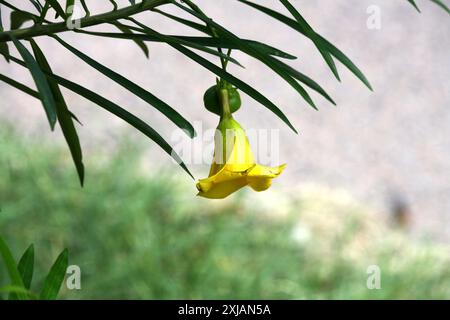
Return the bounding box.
[238,0,372,90]
[430,0,450,14]
[39,249,68,300]
[30,38,85,186]
[279,0,340,81]
[0,236,27,300]
[10,34,57,130]
[17,244,34,289]
[53,35,196,138]
[114,23,149,58]
[407,0,421,12]
[0,73,39,97]
[29,0,42,13]
[8,54,194,178]
[130,20,297,133]
[46,0,66,19]
[10,10,35,30]
[165,4,318,109]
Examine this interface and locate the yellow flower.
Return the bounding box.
[196,116,286,199]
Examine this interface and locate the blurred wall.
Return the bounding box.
[1,1,449,239]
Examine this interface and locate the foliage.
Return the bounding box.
[0,237,68,300]
[1,0,448,183]
[1,127,450,299]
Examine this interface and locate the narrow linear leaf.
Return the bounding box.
[10,34,57,129]
[8,54,195,178]
[0,72,87,127]
[152,8,210,34]
[0,41,10,62]
[0,3,3,31]
[29,0,43,13]
[66,0,75,16]
[52,35,196,138]
[9,244,35,300]
[153,8,297,60]
[112,21,244,67]
[279,0,340,81]
[271,57,336,105]
[52,75,195,179]
[46,0,66,19]
[10,10,35,30]
[114,24,149,58]
[76,29,297,60]
[158,7,317,109]
[38,1,50,23]
[430,0,450,14]
[315,34,373,90]
[0,73,39,97]
[17,244,34,289]
[109,0,118,11]
[129,21,297,133]
[238,0,372,90]
[407,0,421,12]
[80,0,90,17]
[1,285,36,299]
[39,248,68,300]
[30,39,85,186]
[0,236,27,300]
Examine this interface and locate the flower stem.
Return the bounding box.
[219,88,232,119]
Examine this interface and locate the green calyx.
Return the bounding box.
[203,80,241,116]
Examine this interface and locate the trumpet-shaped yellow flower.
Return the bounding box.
[196,116,286,199]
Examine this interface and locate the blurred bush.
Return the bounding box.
[1,125,449,299]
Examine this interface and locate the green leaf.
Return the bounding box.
[109,0,118,11]
[0,236,28,300]
[0,41,10,63]
[0,73,39,98]
[53,35,196,138]
[29,0,43,13]
[1,285,36,299]
[129,21,297,133]
[271,57,336,105]
[315,34,373,91]
[38,1,50,23]
[17,244,34,289]
[279,0,340,81]
[8,54,195,178]
[407,0,421,12]
[66,0,75,16]
[114,23,150,58]
[39,248,68,300]
[161,6,318,109]
[30,38,85,186]
[77,29,297,60]
[109,22,244,67]
[8,244,35,300]
[10,34,57,130]
[152,8,297,60]
[80,0,90,17]
[53,74,195,179]
[430,0,450,14]
[46,0,66,19]
[238,0,372,90]
[10,10,35,30]
[0,4,3,31]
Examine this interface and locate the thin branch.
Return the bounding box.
[0,0,169,42]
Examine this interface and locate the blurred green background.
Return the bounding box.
[1,125,450,299]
